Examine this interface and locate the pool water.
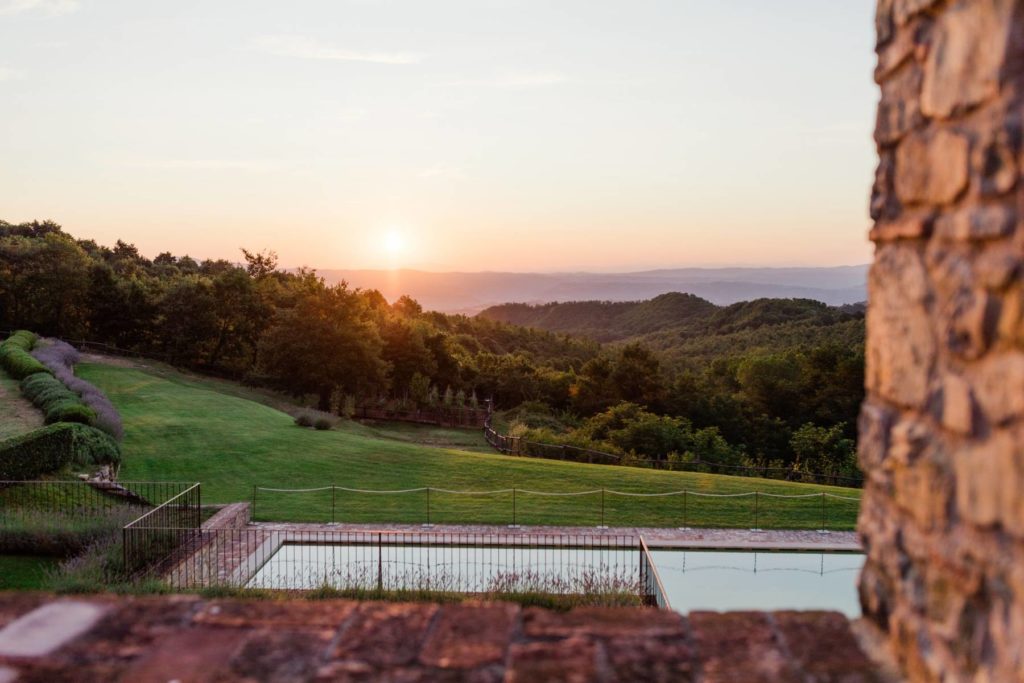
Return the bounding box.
[246,543,864,616]
[650,550,865,617]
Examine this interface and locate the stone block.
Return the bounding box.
[941,372,975,435]
[895,129,970,205]
[934,205,1015,242]
[866,245,936,408]
[921,0,1014,119]
[522,606,685,639]
[505,637,598,683]
[418,603,516,669]
[876,62,924,146]
[689,611,801,683]
[330,603,438,668]
[969,352,1024,425]
[0,601,109,658]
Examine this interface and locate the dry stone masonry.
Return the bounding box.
[861,0,1024,680]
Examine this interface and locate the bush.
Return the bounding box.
[295,413,314,427]
[0,330,50,380]
[313,417,333,431]
[31,339,124,441]
[0,423,121,480]
[20,373,96,425]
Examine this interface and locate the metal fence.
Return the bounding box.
[640,536,671,610]
[122,483,202,576]
[144,527,653,600]
[0,480,194,522]
[483,419,864,488]
[251,485,861,531]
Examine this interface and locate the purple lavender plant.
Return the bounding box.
[31,339,124,441]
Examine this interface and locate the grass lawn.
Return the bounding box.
[0,555,59,590]
[76,362,861,530]
[0,368,43,441]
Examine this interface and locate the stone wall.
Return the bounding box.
[860,0,1024,680]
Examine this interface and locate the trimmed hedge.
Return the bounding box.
[0,330,50,381]
[0,423,122,480]
[20,373,96,425]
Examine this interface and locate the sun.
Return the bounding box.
[382,230,405,257]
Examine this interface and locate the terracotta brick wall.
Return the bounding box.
[860,0,1024,679]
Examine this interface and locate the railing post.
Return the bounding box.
[679,490,690,531]
[377,532,383,592]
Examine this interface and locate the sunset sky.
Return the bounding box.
[1,0,876,272]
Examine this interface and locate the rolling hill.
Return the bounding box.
[74,359,860,529]
[316,266,868,314]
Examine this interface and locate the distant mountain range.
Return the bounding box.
[315,265,869,314]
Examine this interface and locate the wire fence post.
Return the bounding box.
[423,487,433,528]
[751,491,761,532]
[819,492,829,534]
[331,485,336,525]
[679,490,690,530]
[509,488,519,529]
[377,532,383,591]
[598,488,608,529]
[251,485,257,522]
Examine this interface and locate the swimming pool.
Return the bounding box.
[244,540,863,615]
[650,549,865,617]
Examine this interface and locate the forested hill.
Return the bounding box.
[479,293,865,346]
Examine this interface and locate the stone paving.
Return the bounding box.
[0,593,890,682]
[253,522,862,552]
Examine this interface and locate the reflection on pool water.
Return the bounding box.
[650,550,865,617]
[246,543,864,616]
[247,544,638,595]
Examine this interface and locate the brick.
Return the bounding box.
[522,606,685,639]
[689,611,801,683]
[603,636,694,682]
[229,628,334,682]
[331,602,437,668]
[118,627,246,682]
[506,637,597,683]
[774,611,882,682]
[418,603,516,669]
[194,598,356,630]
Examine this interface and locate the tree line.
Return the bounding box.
[0,220,864,477]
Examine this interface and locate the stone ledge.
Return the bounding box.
[0,593,888,682]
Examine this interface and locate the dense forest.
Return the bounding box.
[0,220,865,479]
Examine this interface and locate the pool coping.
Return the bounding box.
[249,522,862,553]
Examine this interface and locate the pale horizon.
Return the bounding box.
[1,0,877,271]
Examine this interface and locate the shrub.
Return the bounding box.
[295,413,314,427]
[313,417,333,431]
[30,339,124,441]
[0,330,50,380]
[20,373,96,425]
[0,423,121,480]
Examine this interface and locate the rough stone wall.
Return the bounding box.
[860,0,1024,680]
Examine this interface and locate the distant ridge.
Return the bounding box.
[478,293,865,344]
[314,265,869,314]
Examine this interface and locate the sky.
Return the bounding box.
[0,0,878,272]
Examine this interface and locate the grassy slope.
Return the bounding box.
[0,369,43,441]
[76,362,861,529]
[0,555,59,590]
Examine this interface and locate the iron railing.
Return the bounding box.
[122,483,202,576]
[639,536,671,610]
[251,485,861,531]
[142,528,653,601]
[0,480,193,521]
